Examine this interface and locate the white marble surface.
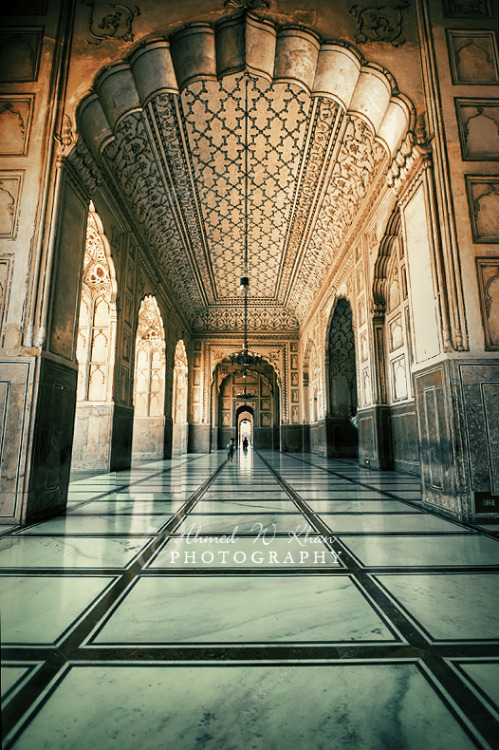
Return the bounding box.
[299,490,390,500]
[69,500,187,515]
[192,499,297,514]
[306,500,420,513]
[458,662,499,714]
[376,573,499,640]
[93,575,394,644]
[173,513,314,534]
[18,515,171,536]
[344,534,499,567]
[319,513,470,533]
[0,535,151,568]
[0,575,115,643]
[9,663,476,750]
[1,665,32,698]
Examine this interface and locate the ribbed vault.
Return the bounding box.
[75,12,413,332]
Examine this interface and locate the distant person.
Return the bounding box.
[227,438,235,462]
[242,437,249,451]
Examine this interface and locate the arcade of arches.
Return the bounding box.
[0,1,498,528]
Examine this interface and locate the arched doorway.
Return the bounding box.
[214,360,280,451]
[326,297,358,457]
[172,339,189,454]
[132,295,166,461]
[237,406,254,448]
[71,206,117,471]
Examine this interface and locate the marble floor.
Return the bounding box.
[1,449,498,749]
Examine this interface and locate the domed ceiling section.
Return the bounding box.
[76,13,413,332]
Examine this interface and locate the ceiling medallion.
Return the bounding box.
[229,75,263,375]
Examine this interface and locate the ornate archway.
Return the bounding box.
[132,295,166,460]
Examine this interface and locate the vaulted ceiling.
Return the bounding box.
[75,14,413,333]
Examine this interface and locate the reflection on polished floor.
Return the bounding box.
[1,449,499,749]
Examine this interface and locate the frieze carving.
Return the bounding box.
[102,111,203,317]
[82,2,141,46]
[149,94,214,306]
[349,1,409,47]
[278,98,343,300]
[66,139,101,198]
[387,114,431,191]
[223,0,270,9]
[194,304,299,331]
[292,116,387,320]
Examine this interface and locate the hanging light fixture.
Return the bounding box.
[230,74,263,381]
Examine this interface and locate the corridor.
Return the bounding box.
[1,451,499,749]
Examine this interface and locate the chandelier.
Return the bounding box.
[230,75,263,378]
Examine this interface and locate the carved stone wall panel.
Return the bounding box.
[443,0,492,17]
[466,176,499,242]
[447,31,499,84]
[0,28,43,82]
[0,96,34,156]
[0,173,23,240]
[476,258,499,350]
[455,99,499,161]
[1,0,47,13]
[0,259,11,338]
[390,353,408,401]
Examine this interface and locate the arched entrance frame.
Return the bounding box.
[324,295,359,458]
[358,207,419,472]
[213,359,280,451]
[71,205,119,472]
[236,405,254,448]
[172,339,189,454]
[132,295,167,460]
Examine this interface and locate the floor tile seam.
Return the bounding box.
[419,653,498,749]
[3,643,499,662]
[1,658,69,748]
[2,564,498,575]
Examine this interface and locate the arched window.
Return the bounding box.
[385,237,412,402]
[328,298,357,418]
[133,296,166,417]
[76,210,116,403]
[173,340,188,425]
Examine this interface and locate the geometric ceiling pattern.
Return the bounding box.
[75,15,410,333]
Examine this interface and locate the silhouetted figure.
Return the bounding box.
[242,437,249,451]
